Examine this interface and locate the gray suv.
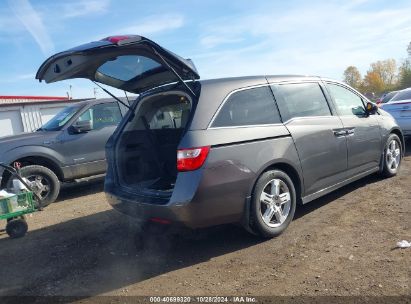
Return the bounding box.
[0,98,126,205]
[37,35,404,237]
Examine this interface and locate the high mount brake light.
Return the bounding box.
[177,146,210,172]
[102,36,132,44]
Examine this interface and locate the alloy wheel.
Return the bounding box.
[259,178,292,228]
[386,139,401,171]
[26,174,51,200]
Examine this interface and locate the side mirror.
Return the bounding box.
[71,120,93,133]
[365,102,378,115]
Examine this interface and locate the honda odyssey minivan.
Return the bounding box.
[37,35,404,237]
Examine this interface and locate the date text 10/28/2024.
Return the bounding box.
[149,296,257,303]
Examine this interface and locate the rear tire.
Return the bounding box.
[382,134,402,177]
[7,165,60,207]
[250,170,296,238]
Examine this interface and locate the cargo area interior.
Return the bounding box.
[115,92,192,196]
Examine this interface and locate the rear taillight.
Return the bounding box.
[177,146,210,172]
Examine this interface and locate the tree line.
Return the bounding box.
[343,42,411,98]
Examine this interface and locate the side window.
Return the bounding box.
[77,108,92,122]
[76,102,122,130]
[326,83,365,116]
[211,86,281,127]
[271,82,331,121]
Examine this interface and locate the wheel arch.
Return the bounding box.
[389,128,405,156]
[244,161,301,237]
[250,161,303,205]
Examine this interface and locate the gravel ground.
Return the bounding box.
[0,141,410,302]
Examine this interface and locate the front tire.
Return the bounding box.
[250,170,297,238]
[382,134,402,177]
[7,165,60,207]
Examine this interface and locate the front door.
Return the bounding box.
[271,82,347,196]
[325,82,382,177]
[58,102,122,178]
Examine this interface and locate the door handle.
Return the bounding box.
[346,128,355,136]
[333,130,346,137]
[333,128,355,137]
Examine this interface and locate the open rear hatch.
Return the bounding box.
[36,35,200,94]
[36,35,201,202]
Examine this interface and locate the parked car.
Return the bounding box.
[0,98,128,206]
[380,88,411,137]
[376,90,398,106]
[36,35,404,237]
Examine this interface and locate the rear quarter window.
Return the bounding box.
[211,86,281,127]
[271,82,331,121]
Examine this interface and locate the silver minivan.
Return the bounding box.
[380,88,411,136]
[37,35,404,237]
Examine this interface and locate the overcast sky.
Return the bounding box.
[0,0,410,98]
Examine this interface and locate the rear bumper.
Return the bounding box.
[106,191,201,228]
[104,168,246,229]
[105,190,243,229]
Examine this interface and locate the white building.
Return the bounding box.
[0,96,89,138]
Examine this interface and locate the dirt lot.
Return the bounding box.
[0,141,410,301]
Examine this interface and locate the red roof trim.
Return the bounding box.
[0,96,69,100]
